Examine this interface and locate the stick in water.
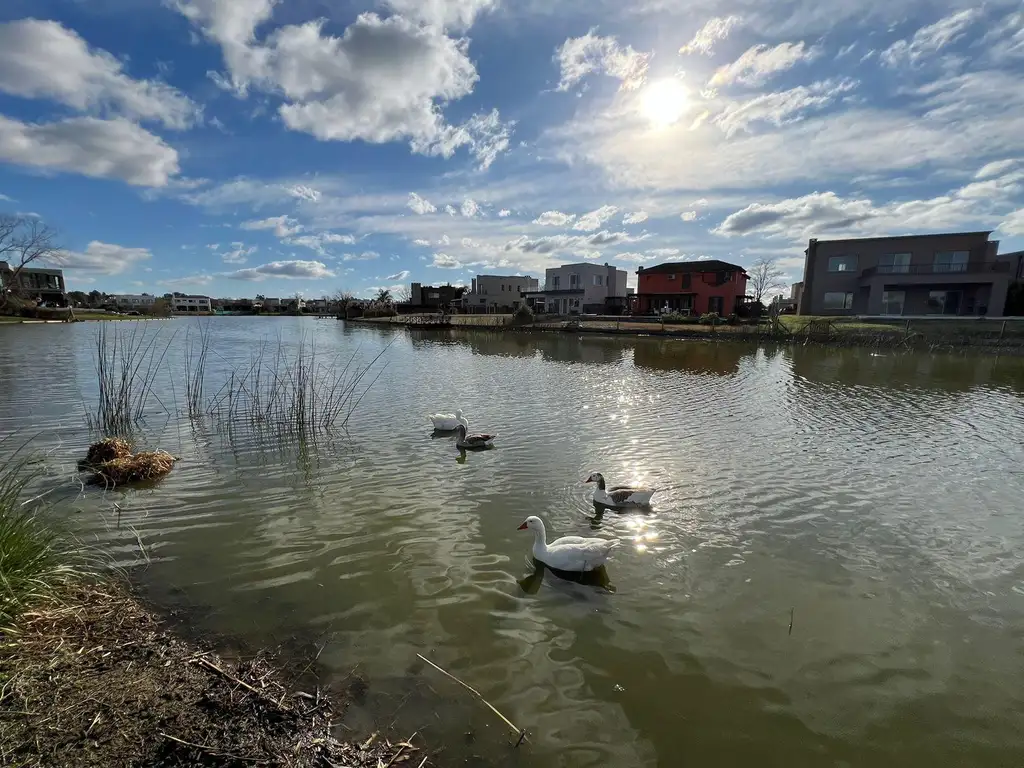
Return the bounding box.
[415,653,526,744]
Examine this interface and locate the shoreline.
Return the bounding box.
[344,315,1024,355]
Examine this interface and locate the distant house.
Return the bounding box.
[0,260,67,306]
[523,262,628,315]
[462,274,539,312]
[633,260,748,316]
[409,282,464,309]
[164,292,212,313]
[110,294,156,311]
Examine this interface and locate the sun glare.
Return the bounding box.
[639,78,690,128]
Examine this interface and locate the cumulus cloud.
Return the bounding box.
[504,229,642,254]
[999,208,1024,235]
[497,209,511,217]
[381,0,497,30]
[51,241,152,274]
[240,215,303,238]
[708,42,820,88]
[0,19,199,129]
[386,269,411,280]
[881,10,979,68]
[622,210,648,224]
[533,210,576,226]
[288,184,320,202]
[556,30,650,91]
[444,204,457,216]
[679,16,742,56]
[574,205,619,231]
[0,115,180,187]
[342,251,379,261]
[172,4,512,167]
[412,238,431,246]
[460,198,482,217]
[225,259,335,280]
[222,243,256,264]
[713,79,858,137]
[431,253,461,268]
[287,231,357,254]
[680,211,697,221]
[408,192,437,214]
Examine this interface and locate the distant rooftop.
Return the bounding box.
[810,231,993,245]
[639,260,746,274]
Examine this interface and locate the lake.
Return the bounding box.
[2,317,1024,767]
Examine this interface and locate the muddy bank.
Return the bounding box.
[0,580,431,768]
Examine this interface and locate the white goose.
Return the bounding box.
[428,409,469,431]
[517,515,618,572]
[585,472,656,508]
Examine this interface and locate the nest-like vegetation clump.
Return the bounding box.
[81,441,176,487]
[82,437,132,467]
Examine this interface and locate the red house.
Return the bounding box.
[634,260,749,316]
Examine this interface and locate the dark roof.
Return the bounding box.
[810,231,992,245]
[638,260,746,275]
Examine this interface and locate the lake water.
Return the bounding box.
[2,317,1024,767]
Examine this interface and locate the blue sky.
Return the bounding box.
[0,0,1022,299]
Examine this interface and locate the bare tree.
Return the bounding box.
[0,215,61,310]
[748,257,786,304]
[394,286,411,304]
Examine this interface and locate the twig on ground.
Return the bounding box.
[160,732,264,763]
[415,653,526,743]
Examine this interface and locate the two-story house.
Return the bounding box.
[633,260,748,316]
[462,274,540,312]
[0,260,67,306]
[799,232,1017,317]
[409,282,464,309]
[524,262,628,315]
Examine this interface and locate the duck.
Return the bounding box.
[517,515,618,572]
[455,423,497,449]
[428,409,468,432]
[585,472,656,508]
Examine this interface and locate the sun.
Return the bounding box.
[639,78,690,128]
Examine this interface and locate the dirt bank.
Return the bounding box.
[0,581,429,768]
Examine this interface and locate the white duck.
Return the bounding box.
[517,515,618,572]
[428,409,469,431]
[585,472,656,508]
[455,423,497,449]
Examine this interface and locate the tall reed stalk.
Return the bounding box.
[183,321,210,417]
[91,323,174,434]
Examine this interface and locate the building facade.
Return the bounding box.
[409,282,464,309]
[462,274,539,312]
[524,263,628,315]
[633,260,748,316]
[799,232,1016,317]
[165,293,212,312]
[111,294,156,310]
[0,260,66,305]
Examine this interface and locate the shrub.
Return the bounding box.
[512,304,535,325]
[699,312,725,325]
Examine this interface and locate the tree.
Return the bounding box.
[747,257,786,304]
[375,288,392,304]
[394,286,411,304]
[0,215,61,311]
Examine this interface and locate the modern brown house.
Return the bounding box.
[409,282,465,310]
[0,260,67,306]
[798,232,1017,317]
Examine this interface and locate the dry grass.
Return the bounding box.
[83,437,132,466]
[0,580,426,767]
[89,450,176,487]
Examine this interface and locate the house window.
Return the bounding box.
[881,290,905,315]
[928,290,962,314]
[501,284,505,291]
[828,255,858,272]
[552,276,560,289]
[934,251,969,273]
[594,275,603,286]
[823,291,854,310]
[708,296,724,314]
[879,253,911,274]
[570,274,580,288]
[681,274,692,289]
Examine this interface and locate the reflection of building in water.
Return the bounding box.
[785,345,1024,392]
[533,334,630,365]
[460,330,539,359]
[631,339,747,376]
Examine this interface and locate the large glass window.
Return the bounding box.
[934,251,969,273]
[881,290,905,314]
[828,255,858,272]
[823,291,854,310]
[878,253,911,274]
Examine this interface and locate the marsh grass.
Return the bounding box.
[92,322,176,435]
[183,321,210,418]
[0,445,86,631]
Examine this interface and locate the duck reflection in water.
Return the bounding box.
[517,559,615,594]
[588,501,654,530]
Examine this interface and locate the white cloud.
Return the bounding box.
[679,16,742,56]
[504,229,643,254]
[622,210,648,224]
[975,159,1019,180]
[0,19,199,129]
[0,115,179,187]
[342,251,379,261]
[431,253,461,268]
[555,30,650,92]
[240,215,303,237]
[497,209,511,217]
[51,241,152,274]
[437,235,451,246]
[444,204,458,216]
[161,274,215,288]
[381,0,497,31]
[881,10,980,68]
[222,243,256,264]
[461,198,482,217]
[225,259,335,280]
[999,208,1024,236]
[288,184,320,202]
[174,5,512,167]
[287,231,357,254]
[649,248,681,258]
[386,269,411,280]
[412,238,431,246]
[713,79,857,137]
[533,210,576,226]
[615,252,652,262]
[574,204,619,231]
[408,192,437,214]
[708,42,820,88]
[680,211,697,221]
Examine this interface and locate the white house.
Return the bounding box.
[167,294,212,312]
[462,274,539,312]
[524,263,628,315]
[110,294,156,310]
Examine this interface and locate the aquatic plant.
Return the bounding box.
[91,322,175,435]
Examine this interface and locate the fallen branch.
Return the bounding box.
[415,653,526,744]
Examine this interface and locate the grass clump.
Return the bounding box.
[92,322,174,434]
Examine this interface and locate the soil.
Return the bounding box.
[0,581,430,768]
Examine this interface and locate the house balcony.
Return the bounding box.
[861,261,1011,280]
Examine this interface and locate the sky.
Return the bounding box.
[0,0,1022,300]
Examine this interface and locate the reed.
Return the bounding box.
[91,323,175,434]
[183,321,210,418]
